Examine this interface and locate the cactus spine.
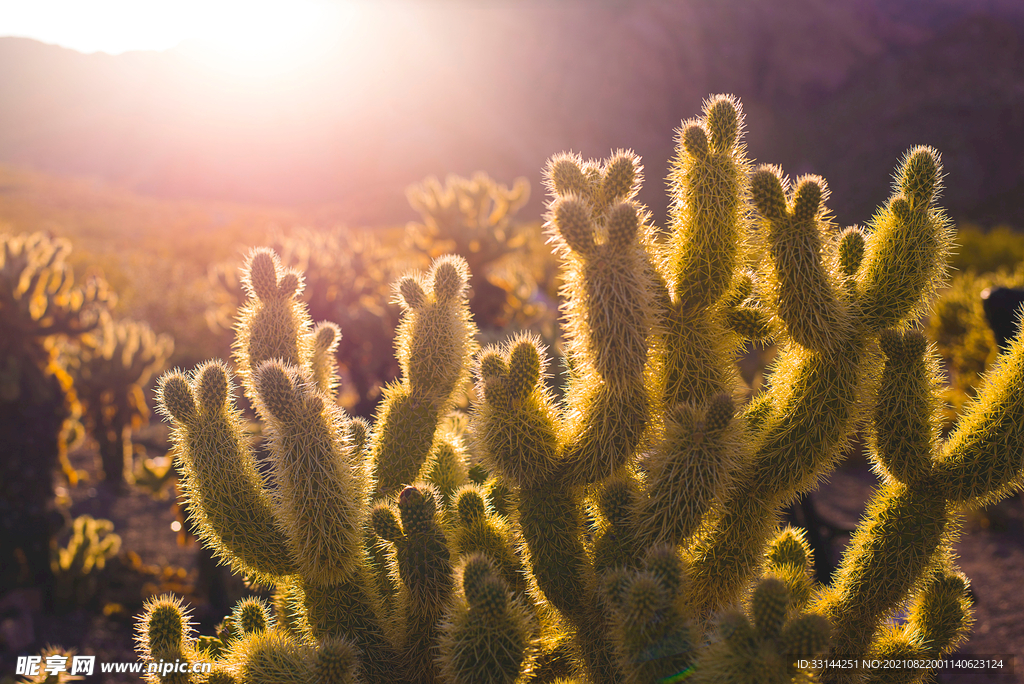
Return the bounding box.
[139,96,1024,684]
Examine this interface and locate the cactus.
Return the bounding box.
[406,172,537,329]
[138,95,1024,684]
[0,232,111,594]
[51,514,122,608]
[66,317,174,486]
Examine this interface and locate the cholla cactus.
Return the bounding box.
[406,172,553,331]
[52,514,122,607]
[139,96,1024,684]
[0,232,111,594]
[207,228,413,418]
[67,317,174,486]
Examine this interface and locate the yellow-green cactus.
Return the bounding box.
[138,95,1024,684]
[1,232,111,594]
[51,514,122,608]
[67,317,173,486]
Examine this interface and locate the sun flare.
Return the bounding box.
[2,0,359,77]
[183,1,347,77]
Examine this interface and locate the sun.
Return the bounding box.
[184,1,347,77]
[1,0,358,77]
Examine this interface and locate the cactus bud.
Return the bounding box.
[890,195,912,223]
[398,485,435,535]
[793,176,825,223]
[598,477,635,525]
[897,146,941,209]
[507,338,541,402]
[752,577,791,639]
[278,272,301,299]
[838,227,866,277]
[780,613,831,658]
[767,527,812,571]
[461,553,498,605]
[432,256,467,305]
[196,361,229,413]
[681,124,709,160]
[751,166,787,219]
[232,597,274,635]
[137,594,192,658]
[602,151,641,202]
[606,201,640,248]
[315,636,361,684]
[159,372,196,424]
[623,572,668,626]
[705,95,740,153]
[643,545,686,597]
[705,393,734,435]
[248,250,280,302]
[548,153,588,197]
[552,196,596,256]
[908,571,973,654]
[398,276,426,310]
[313,322,339,352]
[455,486,487,524]
[253,362,299,422]
[371,504,403,542]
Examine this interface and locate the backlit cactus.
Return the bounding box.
[138,95,1024,684]
[51,514,122,608]
[1,231,111,594]
[67,317,174,486]
[406,172,538,329]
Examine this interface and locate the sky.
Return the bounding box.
[0,0,362,73]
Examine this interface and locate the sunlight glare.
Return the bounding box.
[1,0,360,79]
[185,1,348,78]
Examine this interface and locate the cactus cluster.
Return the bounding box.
[141,96,1024,684]
[65,317,174,486]
[406,172,555,334]
[0,232,111,593]
[51,514,123,608]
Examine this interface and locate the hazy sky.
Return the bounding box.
[0,0,355,66]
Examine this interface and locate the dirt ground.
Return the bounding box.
[2,435,1021,684]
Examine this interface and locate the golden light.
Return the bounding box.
[2,0,363,78]
[182,1,353,79]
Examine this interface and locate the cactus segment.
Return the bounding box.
[156,364,295,582]
[857,147,953,330]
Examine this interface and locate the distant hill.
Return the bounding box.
[1,0,1022,228]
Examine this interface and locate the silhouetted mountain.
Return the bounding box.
[1,0,1022,228]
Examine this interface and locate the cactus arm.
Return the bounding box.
[252,362,366,586]
[438,555,532,684]
[472,337,561,490]
[856,147,953,331]
[157,363,296,582]
[751,169,852,352]
[660,96,750,406]
[689,338,867,614]
[636,395,744,548]
[309,321,341,398]
[816,480,949,680]
[545,151,659,481]
[871,330,940,484]
[369,256,477,499]
[232,249,313,402]
[934,332,1024,505]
